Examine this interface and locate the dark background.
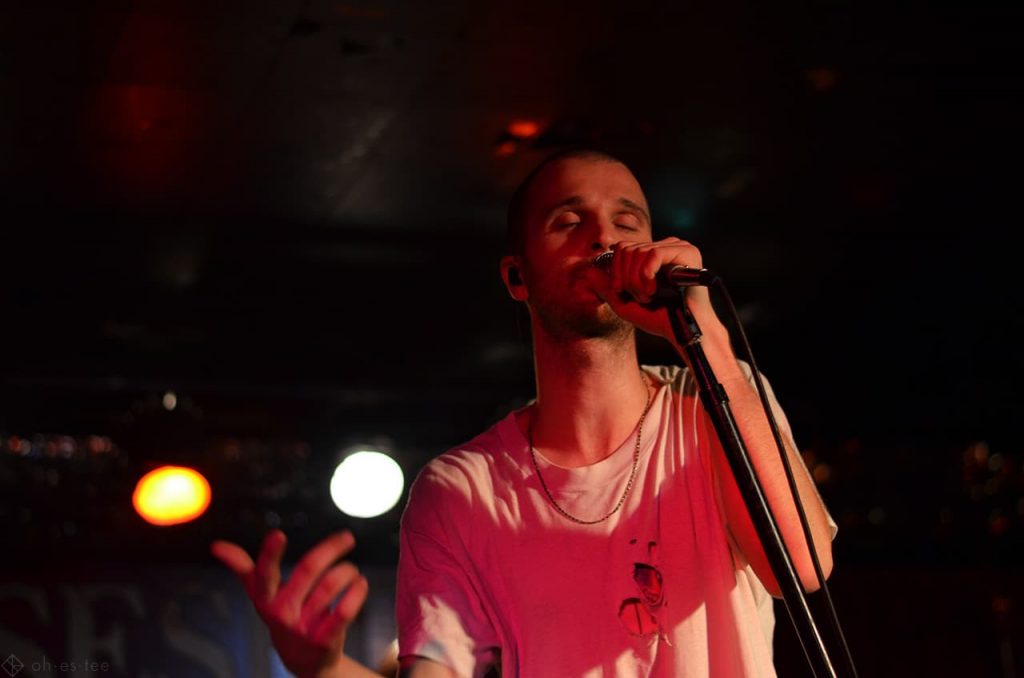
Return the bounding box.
[1,1,1022,676]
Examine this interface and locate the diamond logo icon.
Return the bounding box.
[1,655,23,677]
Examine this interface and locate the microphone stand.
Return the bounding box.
[665,289,838,678]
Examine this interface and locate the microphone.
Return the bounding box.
[592,251,718,299]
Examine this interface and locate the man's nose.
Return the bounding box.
[588,220,617,252]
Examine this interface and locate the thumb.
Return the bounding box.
[583,266,638,311]
[211,540,256,585]
[583,266,617,304]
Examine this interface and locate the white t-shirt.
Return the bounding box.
[397,364,831,677]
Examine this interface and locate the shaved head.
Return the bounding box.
[505,148,628,256]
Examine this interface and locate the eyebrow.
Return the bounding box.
[617,198,651,224]
[543,196,584,222]
[543,196,651,224]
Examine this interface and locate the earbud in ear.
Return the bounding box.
[508,267,523,286]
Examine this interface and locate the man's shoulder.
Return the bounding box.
[408,411,521,505]
[642,361,757,392]
[642,363,690,390]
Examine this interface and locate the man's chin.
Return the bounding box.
[577,319,631,340]
[537,303,633,341]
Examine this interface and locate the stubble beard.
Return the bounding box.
[534,300,635,345]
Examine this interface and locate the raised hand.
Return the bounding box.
[211,530,371,678]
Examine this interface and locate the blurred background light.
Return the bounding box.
[132,465,211,526]
[330,450,405,518]
[506,119,541,140]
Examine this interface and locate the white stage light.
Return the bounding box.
[330,450,405,518]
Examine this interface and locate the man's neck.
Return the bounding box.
[524,328,652,468]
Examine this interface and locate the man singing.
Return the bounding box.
[214,148,836,678]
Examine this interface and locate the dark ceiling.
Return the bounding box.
[1,0,1022,563]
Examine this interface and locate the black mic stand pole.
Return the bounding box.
[665,289,838,678]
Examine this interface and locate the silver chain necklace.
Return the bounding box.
[528,375,653,525]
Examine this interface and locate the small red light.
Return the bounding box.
[495,140,517,157]
[506,120,540,140]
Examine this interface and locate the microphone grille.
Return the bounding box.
[593,251,614,270]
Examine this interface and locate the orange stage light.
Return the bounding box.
[132,465,211,526]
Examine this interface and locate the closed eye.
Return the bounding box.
[553,219,581,230]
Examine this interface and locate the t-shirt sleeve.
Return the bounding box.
[396,465,500,678]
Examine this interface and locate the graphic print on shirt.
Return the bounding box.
[618,538,672,645]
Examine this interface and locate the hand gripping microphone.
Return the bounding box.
[592,251,718,301]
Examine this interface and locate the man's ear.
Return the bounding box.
[500,256,528,301]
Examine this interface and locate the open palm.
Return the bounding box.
[211,530,370,678]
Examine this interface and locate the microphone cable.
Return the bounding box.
[709,277,860,678]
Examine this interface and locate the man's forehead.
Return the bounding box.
[529,158,649,212]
